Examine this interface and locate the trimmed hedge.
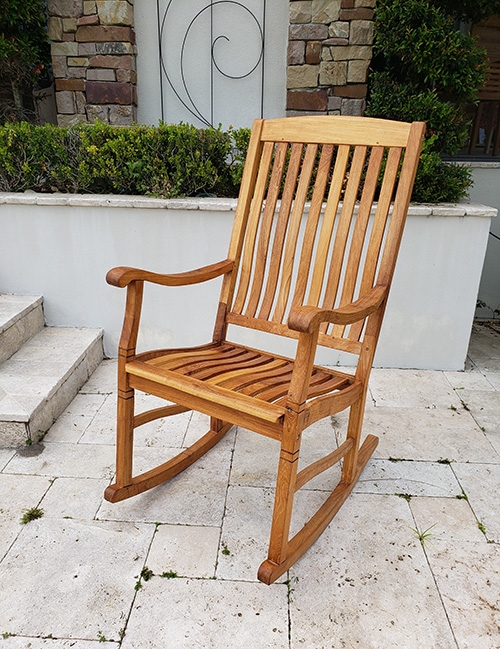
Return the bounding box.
[0,121,250,198]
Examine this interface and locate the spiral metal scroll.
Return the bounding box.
[157,0,266,126]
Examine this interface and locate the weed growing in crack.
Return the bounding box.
[20,507,44,524]
[160,570,178,579]
[410,523,437,546]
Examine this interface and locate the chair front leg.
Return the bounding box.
[115,381,135,488]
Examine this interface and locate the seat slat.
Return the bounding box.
[127,360,287,424]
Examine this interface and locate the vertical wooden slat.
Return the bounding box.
[320,145,367,320]
[357,147,402,293]
[272,143,319,323]
[345,147,402,342]
[245,142,289,317]
[232,141,275,314]
[292,144,335,309]
[376,122,426,288]
[331,146,384,338]
[258,143,304,320]
[218,119,265,324]
[306,144,350,307]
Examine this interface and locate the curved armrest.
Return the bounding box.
[288,285,388,334]
[106,259,234,288]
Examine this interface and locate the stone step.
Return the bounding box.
[0,294,44,364]
[0,325,103,448]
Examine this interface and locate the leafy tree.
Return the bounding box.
[366,0,488,202]
[0,0,51,123]
[432,0,500,24]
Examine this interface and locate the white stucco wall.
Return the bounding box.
[134,0,288,128]
[468,163,500,319]
[0,194,493,370]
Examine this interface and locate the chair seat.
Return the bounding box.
[126,342,356,436]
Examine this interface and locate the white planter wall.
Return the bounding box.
[0,194,494,370]
[467,162,500,319]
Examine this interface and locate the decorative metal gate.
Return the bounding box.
[156,0,268,127]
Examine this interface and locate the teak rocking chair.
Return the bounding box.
[105,116,425,584]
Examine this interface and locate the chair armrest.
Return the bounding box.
[106,259,234,288]
[288,285,388,334]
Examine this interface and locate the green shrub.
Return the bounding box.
[366,0,488,202]
[0,121,249,198]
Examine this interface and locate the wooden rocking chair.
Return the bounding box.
[105,116,425,584]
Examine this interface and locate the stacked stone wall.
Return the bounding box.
[48,0,137,126]
[287,0,375,116]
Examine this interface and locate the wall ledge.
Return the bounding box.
[0,193,496,218]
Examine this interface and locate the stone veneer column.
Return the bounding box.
[287,0,375,116]
[48,0,137,126]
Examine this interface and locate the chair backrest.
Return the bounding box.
[218,116,425,356]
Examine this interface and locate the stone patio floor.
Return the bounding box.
[0,321,499,648]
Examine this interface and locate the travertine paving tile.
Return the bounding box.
[452,463,500,543]
[146,524,220,579]
[425,540,500,649]
[79,359,117,394]
[363,406,499,463]
[467,323,500,362]
[39,476,110,521]
[182,410,237,447]
[354,459,463,497]
[79,393,190,448]
[484,371,500,390]
[230,420,342,491]
[121,577,288,649]
[97,441,233,526]
[369,368,462,408]
[216,484,276,582]
[444,370,496,391]
[289,494,457,649]
[0,447,15,470]
[409,496,486,543]
[3,442,115,480]
[1,639,118,648]
[460,389,500,434]
[0,518,154,640]
[44,393,108,443]
[0,473,51,560]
